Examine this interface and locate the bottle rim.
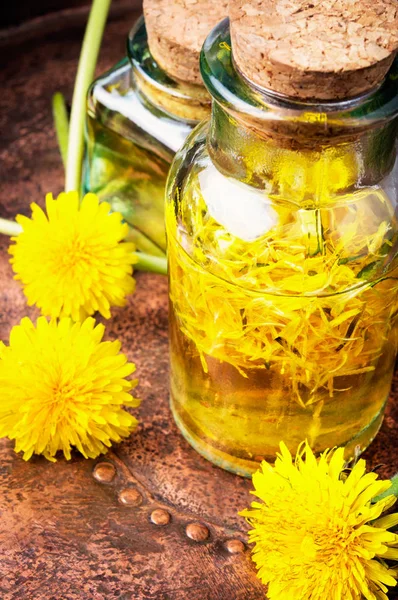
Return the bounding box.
[200,18,398,137]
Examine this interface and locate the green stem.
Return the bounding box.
[52,92,69,169]
[374,473,398,502]
[0,218,22,236]
[135,252,168,276]
[65,0,112,193]
[125,227,167,258]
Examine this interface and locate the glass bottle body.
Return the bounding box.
[166,22,398,476]
[84,18,210,256]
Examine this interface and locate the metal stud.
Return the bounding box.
[150,509,171,526]
[224,539,245,554]
[185,522,209,542]
[93,462,116,484]
[118,488,143,507]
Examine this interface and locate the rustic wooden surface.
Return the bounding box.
[0,8,398,600]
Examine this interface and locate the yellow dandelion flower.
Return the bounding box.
[241,442,398,600]
[0,316,140,462]
[9,191,136,320]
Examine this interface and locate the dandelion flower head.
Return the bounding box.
[241,442,398,600]
[0,317,140,461]
[9,191,136,320]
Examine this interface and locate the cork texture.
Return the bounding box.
[144,0,228,85]
[230,0,398,100]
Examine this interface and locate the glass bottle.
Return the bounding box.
[83,16,211,257]
[166,19,398,476]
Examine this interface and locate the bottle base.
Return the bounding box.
[170,394,387,478]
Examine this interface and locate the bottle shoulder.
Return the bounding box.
[87,58,196,156]
[166,127,398,296]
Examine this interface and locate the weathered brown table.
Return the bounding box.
[0,7,398,600]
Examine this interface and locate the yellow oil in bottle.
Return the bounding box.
[166,164,398,476]
[169,253,397,476]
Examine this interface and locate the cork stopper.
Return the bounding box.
[144,0,228,85]
[229,0,398,100]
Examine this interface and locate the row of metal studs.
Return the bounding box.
[93,461,246,554]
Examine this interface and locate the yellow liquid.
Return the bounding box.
[169,247,397,476]
[166,179,398,475]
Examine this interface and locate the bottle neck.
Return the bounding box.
[200,18,398,206]
[132,63,210,122]
[208,101,398,206]
[128,17,210,123]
